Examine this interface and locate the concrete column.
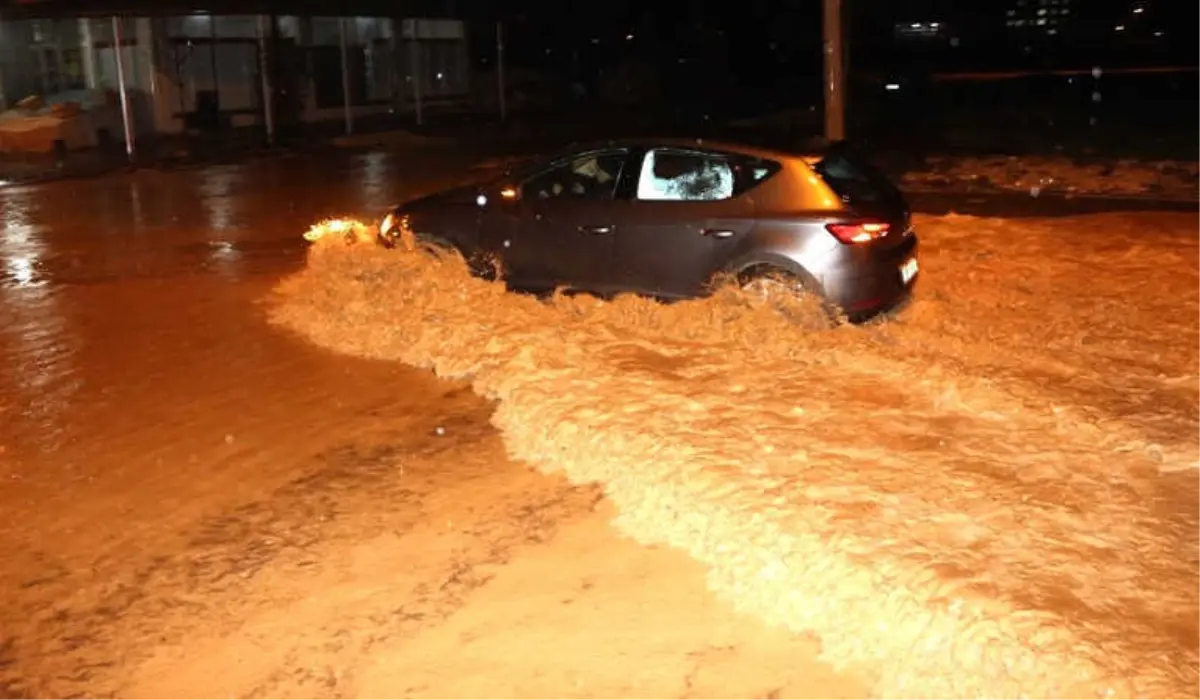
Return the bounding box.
[256,14,275,145]
[79,18,99,89]
[338,17,353,134]
[145,17,181,135]
[386,18,399,109]
[408,20,423,126]
[34,44,49,95]
[208,13,219,118]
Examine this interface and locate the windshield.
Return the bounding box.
[812,146,906,214]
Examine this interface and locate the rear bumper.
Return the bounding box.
[819,233,919,317]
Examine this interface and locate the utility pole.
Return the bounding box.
[496,21,506,121]
[822,0,846,142]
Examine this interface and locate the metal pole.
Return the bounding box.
[256,14,275,145]
[496,21,507,122]
[112,16,136,161]
[338,17,353,134]
[408,20,423,126]
[822,0,846,142]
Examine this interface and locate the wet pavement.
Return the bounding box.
[0,151,468,696]
[2,150,1195,698]
[0,152,875,698]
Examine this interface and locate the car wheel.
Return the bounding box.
[737,267,842,326]
[416,234,498,283]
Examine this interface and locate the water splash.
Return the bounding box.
[271,215,1199,699]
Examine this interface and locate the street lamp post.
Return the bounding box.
[112,16,136,161]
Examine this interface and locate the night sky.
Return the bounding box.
[488,0,1197,73]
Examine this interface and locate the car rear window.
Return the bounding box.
[812,149,903,207]
[731,156,783,197]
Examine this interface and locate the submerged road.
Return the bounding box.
[0,151,869,698]
[0,148,1194,698]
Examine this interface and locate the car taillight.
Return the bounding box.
[826,221,890,244]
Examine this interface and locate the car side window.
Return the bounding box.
[521,151,627,202]
[636,149,735,201]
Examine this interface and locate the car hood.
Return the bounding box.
[402,184,481,211]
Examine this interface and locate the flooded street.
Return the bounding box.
[274,208,1197,696]
[0,155,868,699]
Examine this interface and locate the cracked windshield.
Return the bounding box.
[0,2,1196,699]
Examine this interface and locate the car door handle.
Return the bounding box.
[701,228,735,239]
[578,224,614,235]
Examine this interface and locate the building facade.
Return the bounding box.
[0,9,469,142]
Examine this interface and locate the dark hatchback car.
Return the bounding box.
[379,138,919,319]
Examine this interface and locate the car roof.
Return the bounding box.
[540,136,826,165]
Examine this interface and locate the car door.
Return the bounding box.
[606,147,758,299]
[501,149,631,293]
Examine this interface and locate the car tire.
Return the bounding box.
[416,234,498,282]
[736,266,843,326]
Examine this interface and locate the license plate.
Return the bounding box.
[899,257,919,285]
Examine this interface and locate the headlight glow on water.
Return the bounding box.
[380,212,396,237]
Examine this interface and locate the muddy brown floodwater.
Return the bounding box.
[0,154,866,699]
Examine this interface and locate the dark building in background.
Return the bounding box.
[856,0,1190,70]
[0,0,471,135]
[1004,0,1073,38]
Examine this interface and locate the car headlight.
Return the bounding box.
[380,212,396,237]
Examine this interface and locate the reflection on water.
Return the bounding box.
[206,240,246,280]
[1,186,76,450]
[2,187,48,289]
[199,166,245,233]
[0,150,477,451]
[358,152,392,213]
[6,256,40,287]
[0,150,472,456]
[130,179,146,231]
